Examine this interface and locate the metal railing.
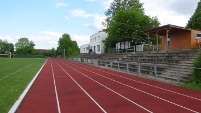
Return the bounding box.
[97,60,182,84]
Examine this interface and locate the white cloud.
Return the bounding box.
[64,16,69,19]
[71,34,90,47]
[92,14,106,31]
[0,35,15,43]
[20,31,62,49]
[70,9,106,31]
[140,0,199,27]
[69,9,92,18]
[100,0,113,9]
[40,31,62,38]
[56,2,68,8]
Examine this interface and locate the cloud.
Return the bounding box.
[69,9,106,31]
[23,31,62,49]
[91,14,106,31]
[56,2,68,8]
[64,16,69,19]
[71,34,90,47]
[40,31,62,38]
[140,0,199,27]
[100,0,113,9]
[0,35,15,43]
[69,9,92,18]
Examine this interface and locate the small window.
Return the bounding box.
[97,45,100,51]
[196,33,201,39]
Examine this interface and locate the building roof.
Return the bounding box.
[144,24,192,35]
[35,49,51,53]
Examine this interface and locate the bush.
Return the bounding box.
[190,53,201,84]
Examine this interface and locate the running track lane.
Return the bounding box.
[16,59,58,113]
[59,59,201,113]
[63,60,201,112]
[16,58,201,113]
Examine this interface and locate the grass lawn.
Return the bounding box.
[0,58,46,113]
[181,83,201,91]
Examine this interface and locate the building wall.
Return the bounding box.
[80,44,90,54]
[162,30,196,50]
[191,30,201,49]
[89,31,107,54]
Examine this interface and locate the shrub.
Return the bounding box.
[190,53,201,84]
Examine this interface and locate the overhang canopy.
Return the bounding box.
[144,24,191,35]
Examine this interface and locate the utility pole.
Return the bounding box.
[64,49,65,59]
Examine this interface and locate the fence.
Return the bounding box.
[107,45,162,54]
[108,46,136,53]
[97,60,182,84]
[13,54,47,58]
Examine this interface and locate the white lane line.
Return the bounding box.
[58,60,152,113]
[54,60,107,113]
[8,59,47,113]
[0,62,36,81]
[70,60,201,102]
[65,61,199,113]
[51,60,61,113]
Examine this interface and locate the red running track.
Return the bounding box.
[16,58,201,113]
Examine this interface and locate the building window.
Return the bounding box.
[97,45,100,52]
[86,46,89,50]
[98,36,100,40]
[91,39,92,42]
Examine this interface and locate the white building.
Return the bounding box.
[80,44,90,54]
[80,31,107,54]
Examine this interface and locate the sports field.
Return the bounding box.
[13,58,201,113]
[0,58,46,113]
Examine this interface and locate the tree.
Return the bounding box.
[186,1,201,30]
[103,0,144,28]
[57,33,80,58]
[15,38,35,54]
[0,39,14,54]
[50,47,56,57]
[105,9,160,50]
[190,53,201,84]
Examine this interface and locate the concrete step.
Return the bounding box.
[161,71,191,76]
[157,74,189,84]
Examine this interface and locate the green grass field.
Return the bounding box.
[0,58,46,113]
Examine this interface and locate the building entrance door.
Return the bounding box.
[167,36,171,50]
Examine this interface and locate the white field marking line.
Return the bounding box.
[8,59,47,113]
[70,61,201,102]
[0,62,37,81]
[59,61,153,113]
[51,61,61,113]
[54,60,107,113]
[66,62,199,113]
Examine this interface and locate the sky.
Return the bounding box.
[0,0,200,49]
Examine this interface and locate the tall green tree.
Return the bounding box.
[105,9,160,50]
[0,39,14,54]
[103,0,144,28]
[15,38,35,54]
[57,33,79,58]
[186,1,201,30]
[50,47,56,57]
